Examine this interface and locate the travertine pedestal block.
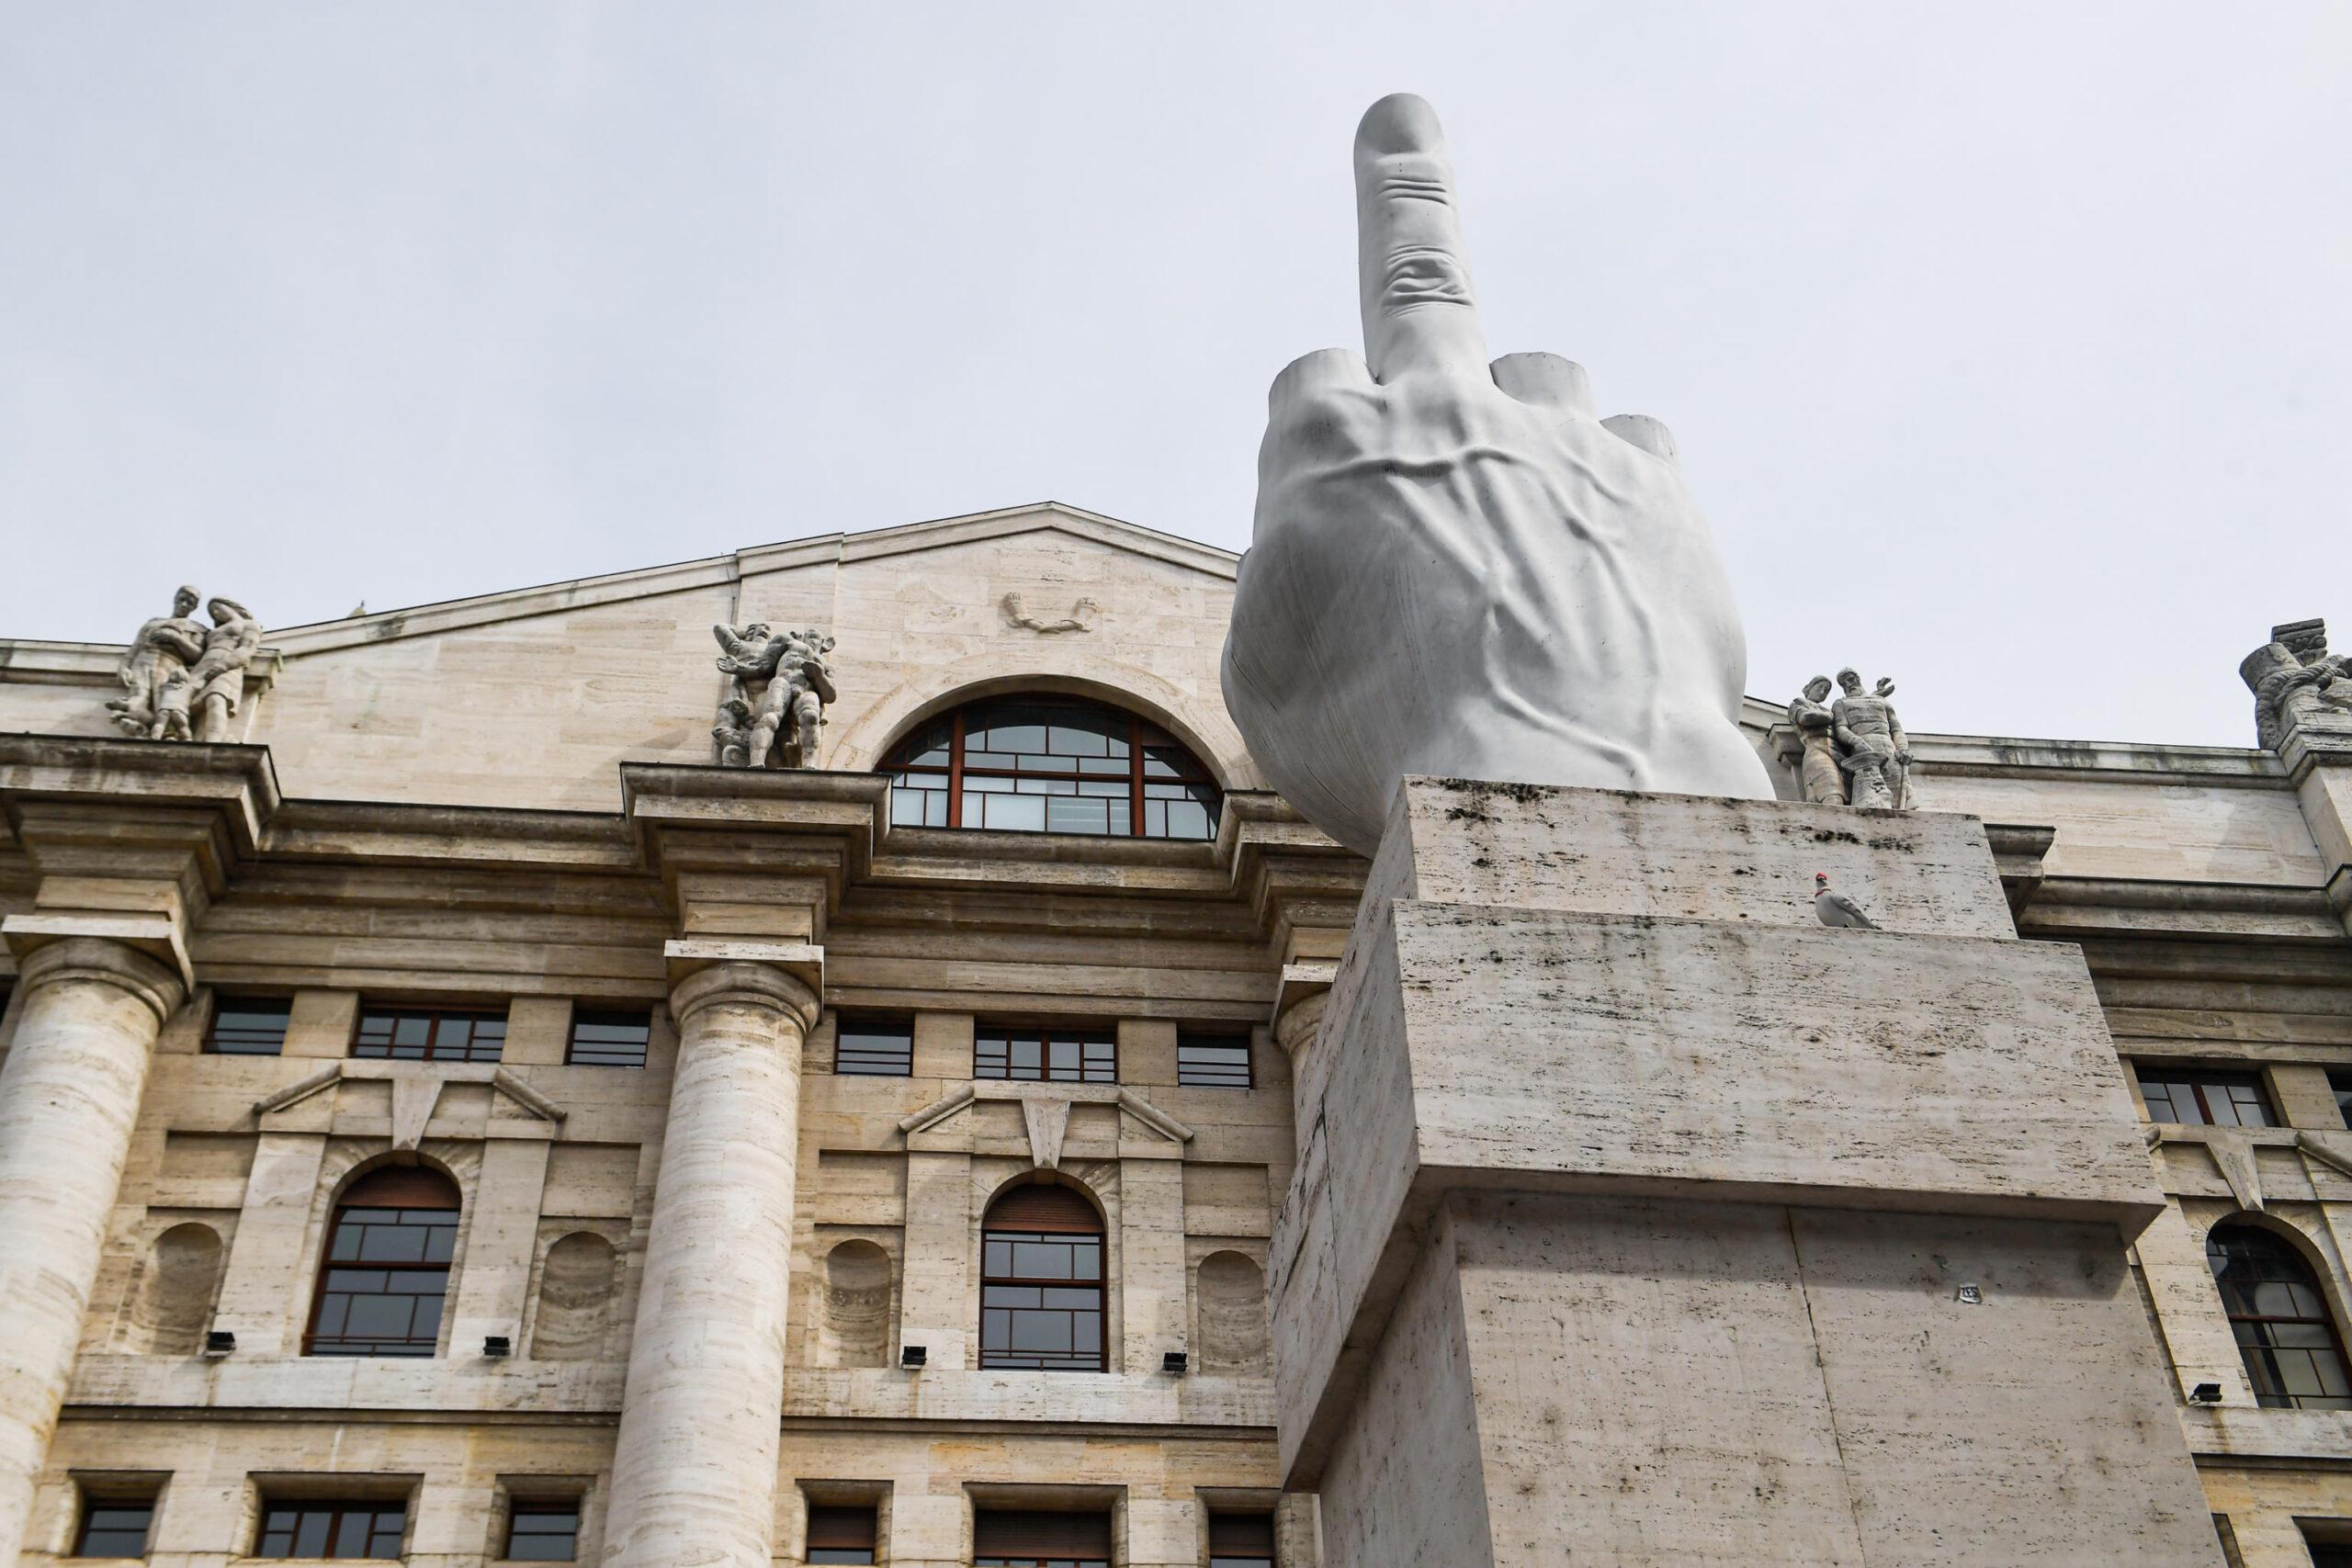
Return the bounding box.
[1273,779,2218,1567]
[602,959,819,1568]
[0,936,184,1565]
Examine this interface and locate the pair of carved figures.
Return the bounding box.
[711,623,838,769]
[2242,619,2352,752]
[109,586,264,742]
[1789,669,1912,809]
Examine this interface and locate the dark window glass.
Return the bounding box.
[1177,1032,1253,1089]
[306,1168,460,1358]
[975,1025,1115,1084]
[1208,1511,1275,1565]
[835,1015,915,1077]
[207,997,291,1055]
[972,1507,1114,1564]
[74,1497,156,1557]
[352,1008,507,1063]
[2209,1224,2352,1410]
[879,694,1221,840]
[567,1009,650,1067]
[254,1500,407,1559]
[2306,1545,2352,1568]
[503,1500,580,1561]
[807,1504,877,1563]
[2331,1070,2352,1128]
[981,1233,1104,1371]
[2135,1066,2274,1128]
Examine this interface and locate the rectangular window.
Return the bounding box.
[254,1499,407,1559]
[566,1009,650,1068]
[1177,1032,1253,1089]
[207,996,291,1055]
[975,1024,1116,1084]
[2135,1066,2275,1127]
[2332,1070,2352,1128]
[972,1508,1113,1567]
[74,1495,157,1558]
[835,1015,915,1077]
[806,1504,878,1564]
[980,1230,1104,1371]
[503,1499,581,1561]
[307,1207,458,1357]
[1209,1510,1277,1567]
[352,1007,507,1063]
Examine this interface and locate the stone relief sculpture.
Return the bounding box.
[1219,94,1772,855]
[108,586,265,741]
[2242,618,2352,751]
[1001,592,1098,634]
[711,622,838,769]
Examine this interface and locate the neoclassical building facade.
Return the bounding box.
[0,501,2349,1566]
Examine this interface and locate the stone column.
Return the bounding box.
[602,960,818,1568]
[0,937,185,1564]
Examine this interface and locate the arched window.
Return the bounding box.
[881,694,1221,840]
[981,1181,1105,1371]
[306,1166,461,1358]
[2208,1223,2352,1409]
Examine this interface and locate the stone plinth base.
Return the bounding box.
[1274,779,2215,1566]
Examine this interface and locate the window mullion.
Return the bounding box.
[948,710,967,829]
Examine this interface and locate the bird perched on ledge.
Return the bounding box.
[1814,873,1879,929]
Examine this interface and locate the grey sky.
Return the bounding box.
[5,4,2346,746]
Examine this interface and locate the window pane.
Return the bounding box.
[75,1500,156,1557]
[569,1009,651,1067]
[1179,1034,1253,1089]
[506,1502,581,1561]
[209,997,292,1055]
[835,1015,915,1077]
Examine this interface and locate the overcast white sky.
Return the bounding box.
[4,4,2346,746]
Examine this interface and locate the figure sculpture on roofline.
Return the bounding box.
[1785,669,1914,810]
[711,622,838,769]
[2242,618,2352,751]
[108,586,265,742]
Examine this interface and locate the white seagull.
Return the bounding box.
[1814,872,1879,930]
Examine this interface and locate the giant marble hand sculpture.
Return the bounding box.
[1221,94,1773,854]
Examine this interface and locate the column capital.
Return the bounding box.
[1272,962,1337,1075]
[666,950,821,1034]
[7,932,185,1023]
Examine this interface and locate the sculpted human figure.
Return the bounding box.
[1788,676,1846,805]
[184,596,264,742]
[1831,668,1911,811]
[107,585,208,739]
[748,629,837,770]
[1219,94,1771,855]
[2242,632,2352,751]
[710,622,837,768]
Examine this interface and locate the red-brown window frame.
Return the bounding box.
[303,1166,461,1359]
[882,698,1220,840]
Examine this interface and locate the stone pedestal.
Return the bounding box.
[1272,779,2219,1567]
[0,936,185,1565]
[602,958,819,1568]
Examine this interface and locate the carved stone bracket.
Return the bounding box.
[897,1081,1193,1168]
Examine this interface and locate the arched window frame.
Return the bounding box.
[305,1164,462,1359]
[2207,1218,2352,1410]
[881,693,1223,840]
[979,1180,1107,1373]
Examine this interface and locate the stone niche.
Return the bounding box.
[1275,778,2217,1568]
